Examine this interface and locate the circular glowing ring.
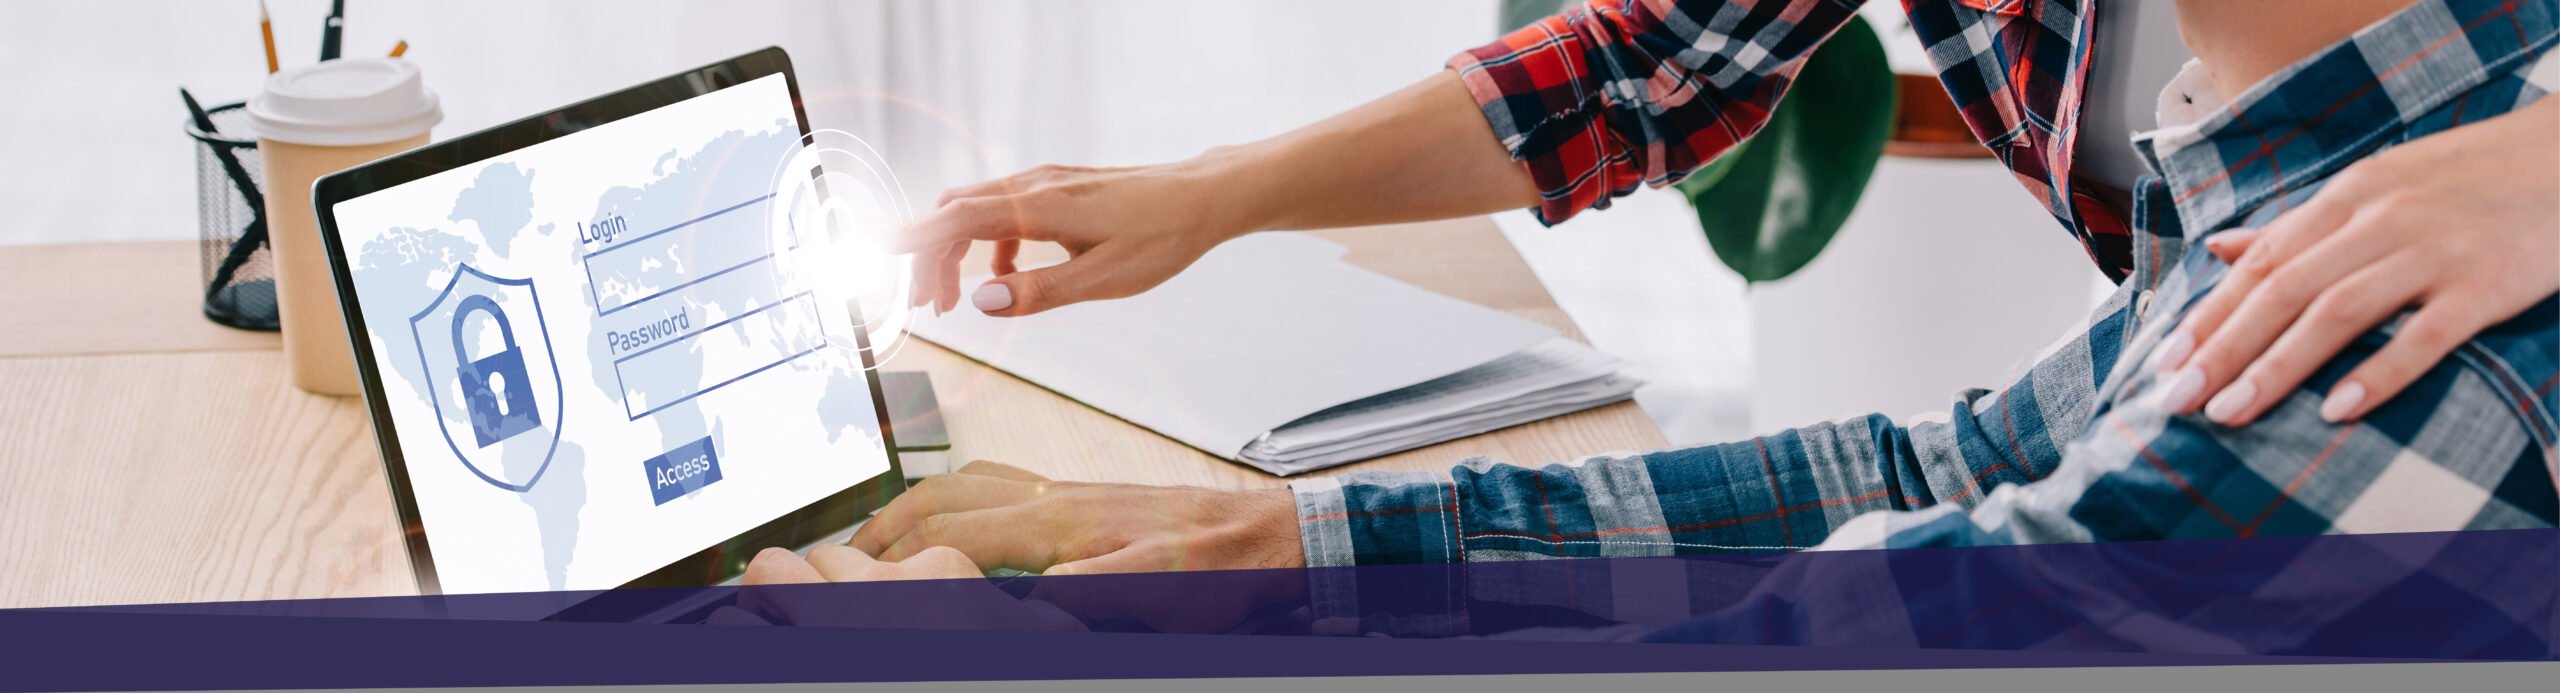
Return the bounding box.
[760,128,918,371]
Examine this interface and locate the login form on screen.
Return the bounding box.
[330,74,889,595]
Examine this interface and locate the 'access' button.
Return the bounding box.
[643,436,723,505]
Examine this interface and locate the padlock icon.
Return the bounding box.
[451,295,543,448]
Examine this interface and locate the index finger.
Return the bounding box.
[878,506,1061,571]
[804,544,887,582]
[741,547,826,585]
[956,459,1052,482]
[891,196,1048,254]
[849,474,1041,554]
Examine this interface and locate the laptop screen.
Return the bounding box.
[328,72,892,595]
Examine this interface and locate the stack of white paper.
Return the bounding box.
[909,233,1641,476]
[1241,337,1639,475]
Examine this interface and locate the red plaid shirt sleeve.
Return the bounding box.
[1449,0,1870,224]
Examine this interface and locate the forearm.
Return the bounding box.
[1193,0,1876,236]
[1188,70,1541,237]
[903,0,1868,317]
[1293,273,2146,568]
[1278,281,2141,636]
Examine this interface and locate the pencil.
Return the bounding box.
[389,39,408,58]
[258,0,278,73]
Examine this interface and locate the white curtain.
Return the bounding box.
[824,0,1499,210]
[0,0,1496,244]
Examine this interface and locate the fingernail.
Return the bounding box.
[2321,382,2366,423]
[2157,366,2207,413]
[2205,378,2256,424]
[2150,331,2196,371]
[972,283,1014,312]
[2205,228,2260,254]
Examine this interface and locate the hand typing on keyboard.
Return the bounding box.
[712,544,1082,631]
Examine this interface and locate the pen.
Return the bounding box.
[258,0,278,73]
[178,87,220,133]
[389,39,407,58]
[179,88,272,302]
[319,0,344,61]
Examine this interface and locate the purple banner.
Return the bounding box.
[3,529,2548,690]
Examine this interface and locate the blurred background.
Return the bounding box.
[0,0,2110,449]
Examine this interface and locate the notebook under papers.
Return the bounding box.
[909,233,1640,476]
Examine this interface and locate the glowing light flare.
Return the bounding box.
[761,129,918,370]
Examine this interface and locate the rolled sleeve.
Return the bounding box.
[1291,471,1463,568]
[1448,0,1868,225]
[1290,261,2147,570]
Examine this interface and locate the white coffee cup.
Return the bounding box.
[249,58,441,396]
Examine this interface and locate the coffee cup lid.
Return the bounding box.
[248,57,442,146]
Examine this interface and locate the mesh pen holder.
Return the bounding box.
[190,102,280,331]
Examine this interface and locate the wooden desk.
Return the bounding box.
[0,217,1665,608]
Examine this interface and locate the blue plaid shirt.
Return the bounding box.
[1292,0,2560,630]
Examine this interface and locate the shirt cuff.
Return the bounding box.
[1290,470,1472,635]
[1290,471,1466,568]
[1445,15,1634,226]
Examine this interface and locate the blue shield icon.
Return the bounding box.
[410,264,564,493]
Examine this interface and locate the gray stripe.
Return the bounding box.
[2404,367,2533,488]
[1805,416,1888,527]
[1571,455,1675,557]
[1798,419,1858,528]
[1288,478,1362,625]
[1288,477,1358,568]
[2029,329,2100,459]
[1467,549,1572,562]
[1905,409,1978,508]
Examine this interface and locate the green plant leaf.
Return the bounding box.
[1499,0,1565,32]
[1683,15,1898,283]
[1679,141,1748,195]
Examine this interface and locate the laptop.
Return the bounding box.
[311,47,906,611]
